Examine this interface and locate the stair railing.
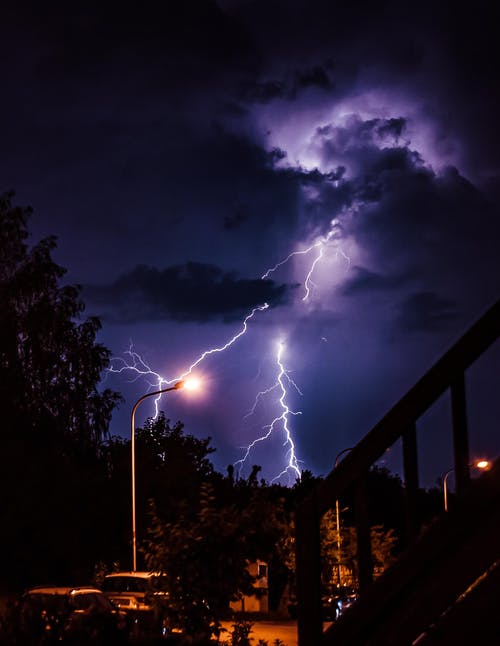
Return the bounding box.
[295,298,500,646]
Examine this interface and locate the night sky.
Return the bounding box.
[2,0,499,486]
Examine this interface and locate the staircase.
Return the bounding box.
[295,299,500,646]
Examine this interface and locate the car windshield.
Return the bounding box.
[24,594,70,615]
[72,593,115,612]
[102,577,149,593]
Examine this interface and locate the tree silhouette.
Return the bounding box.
[0,192,120,452]
[0,192,121,589]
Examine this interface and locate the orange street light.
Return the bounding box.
[131,380,185,571]
[443,459,490,512]
[183,376,202,392]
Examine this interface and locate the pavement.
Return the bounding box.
[220,619,298,646]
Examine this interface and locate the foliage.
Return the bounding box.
[144,481,257,639]
[217,476,294,614]
[135,413,216,522]
[0,192,121,588]
[227,619,253,645]
[142,446,298,636]
[320,510,397,587]
[218,621,286,646]
[92,560,122,588]
[0,191,120,451]
[281,467,402,594]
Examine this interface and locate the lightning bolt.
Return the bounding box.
[263,218,349,302]
[108,303,269,416]
[109,216,351,483]
[303,243,324,301]
[233,219,348,478]
[235,340,302,482]
[261,240,323,280]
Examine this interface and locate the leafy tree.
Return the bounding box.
[145,482,256,640]
[219,474,295,614]
[0,192,120,451]
[135,412,216,519]
[320,510,397,588]
[142,439,296,637]
[280,469,399,599]
[0,192,121,588]
[97,412,219,572]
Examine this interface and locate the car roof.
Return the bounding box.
[26,586,103,595]
[103,571,159,579]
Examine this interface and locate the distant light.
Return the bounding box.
[183,377,202,392]
[475,459,490,470]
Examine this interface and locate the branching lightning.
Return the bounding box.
[109,215,350,483]
[261,240,323,280]
[236,340,302,482]
[303,243,324,301]
[263,218,349,302]
[234,218,350,478]
[108,303,268,416]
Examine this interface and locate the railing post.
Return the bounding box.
[354,471,373,594]
[296,491,323,646]
[402,423,420,540]
[451,372,470,497]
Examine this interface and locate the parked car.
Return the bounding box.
[102,571,181,640]
[288,586,358,621]
[321,589,358,620]
[18,586,127,644]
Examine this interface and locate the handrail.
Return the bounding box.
[295,297,500,646]
[316,298,499,514]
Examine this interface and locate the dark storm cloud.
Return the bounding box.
[294,64,333,91]
[275,113,500,332]
[343,156,496,278]
[239,62,334,103]
[281,116,422,238]
[226,0,500,193]
[312,116,413,167]
[223,204,249,230]
[341,266,410,296]
[241,79,286,103]
[1,0,498,482]
[85,262,292,323]
[4,0,251,73]
[396,292,459,332]
[297,114,497,264]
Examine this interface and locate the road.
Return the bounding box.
[220,619,335,645]
[220,619,298,645]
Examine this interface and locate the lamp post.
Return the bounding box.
[131,380,185,571]
[443,459,490,512]
[334,447,354,588]
[442,468,453,513]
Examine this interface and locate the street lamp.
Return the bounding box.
[131,380,185,571]
[334,447,354,588]
[443,459,490,512]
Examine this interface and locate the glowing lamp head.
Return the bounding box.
[475,459,490,470]
[183,377,202,392]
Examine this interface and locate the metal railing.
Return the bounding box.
[295,298,500,646]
